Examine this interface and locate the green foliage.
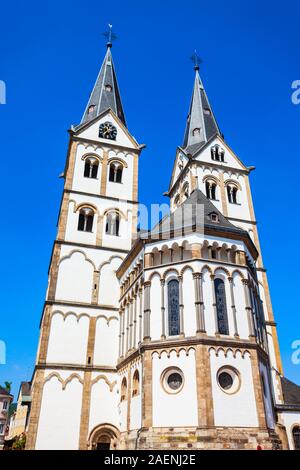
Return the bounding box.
[12,433,26,450]
[4,381,12,393]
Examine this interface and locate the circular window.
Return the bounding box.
[217,367,240,394]
[161,368,184,394]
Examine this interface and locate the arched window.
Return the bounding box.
[109,162,123,183]
[214,278,229,335]
[84,158,99,179]
[205,180,217,200]
[211,144,225,162]
[120,377,127,402]
[105,211,120,236]
[77,208,94,232]
[227,185,238,204]
[168,279,180,336]
[132,370,140,397]
[293,426,300,450]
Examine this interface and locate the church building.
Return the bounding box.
[26,37,300,450]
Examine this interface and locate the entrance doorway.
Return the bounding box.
[89,424,120,450]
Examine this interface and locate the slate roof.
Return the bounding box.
[183,69,221,150]
[80,46,126,126]
[281,377,300,406]
[141,188,252,242]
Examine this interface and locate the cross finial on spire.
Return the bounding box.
[190,50,202,71]
[103,24,117,48]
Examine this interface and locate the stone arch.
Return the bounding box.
[59,250,96,269]
[43,372,83,390]
[81,152,103,163]
[91,375,117,392]
[74,202,99,215]
[88,423,120,450]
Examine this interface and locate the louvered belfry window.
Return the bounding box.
[214,278,229,335]
[168,279,180,336]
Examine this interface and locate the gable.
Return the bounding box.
[168,148,190,192]
[74,110,138,150]
[193,135,248,171]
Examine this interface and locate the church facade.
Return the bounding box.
[26,41,300,450]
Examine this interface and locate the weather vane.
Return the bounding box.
[103,24,117,48]
[190,50,202,71]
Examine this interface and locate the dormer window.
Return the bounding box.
[210,212,219,223]
[192,128,200,136]
[204,108,211,115]
[211,144,225,162]
[88,105,95,114]
[105,84,112,92]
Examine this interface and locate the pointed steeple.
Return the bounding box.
[81,41,126,126]
[183,57,221,153]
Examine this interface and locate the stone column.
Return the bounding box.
[242,279,256,339]
[129,299,133,350]
[143,282,151,341]
[178,275,184,337]
[138,288,143,344]
[118,309,123,358]
[193,273,206,334]
[228,276,239,337]
[211,274,219,334]
[121,307,126,357]
[133,295,138,349]
[126,303,130,353]
[160,279,166,339]
[79,371,92,450]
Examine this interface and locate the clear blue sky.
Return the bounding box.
[0,0,299,399]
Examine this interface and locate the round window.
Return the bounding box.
[217,367,240,394]
[161,368,184,394]
[218,372,233,390]
[167,373,183,390]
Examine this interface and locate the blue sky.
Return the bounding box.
[0,0,299,398]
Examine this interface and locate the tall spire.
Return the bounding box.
[183,52,221,152]
[81,26,126,126]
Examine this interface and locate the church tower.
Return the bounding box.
[26,36,144,450]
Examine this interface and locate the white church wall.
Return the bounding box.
[94,316,119,366]
[152,349,198,428]
[210,349,258,428]
[55,251,94,303]
[89,372,119,434]
[98,256,123,306]
[35,371,83,450]
[78,113,136,150]
[46,312,89,365]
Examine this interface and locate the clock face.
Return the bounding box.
[99,121,117,140]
